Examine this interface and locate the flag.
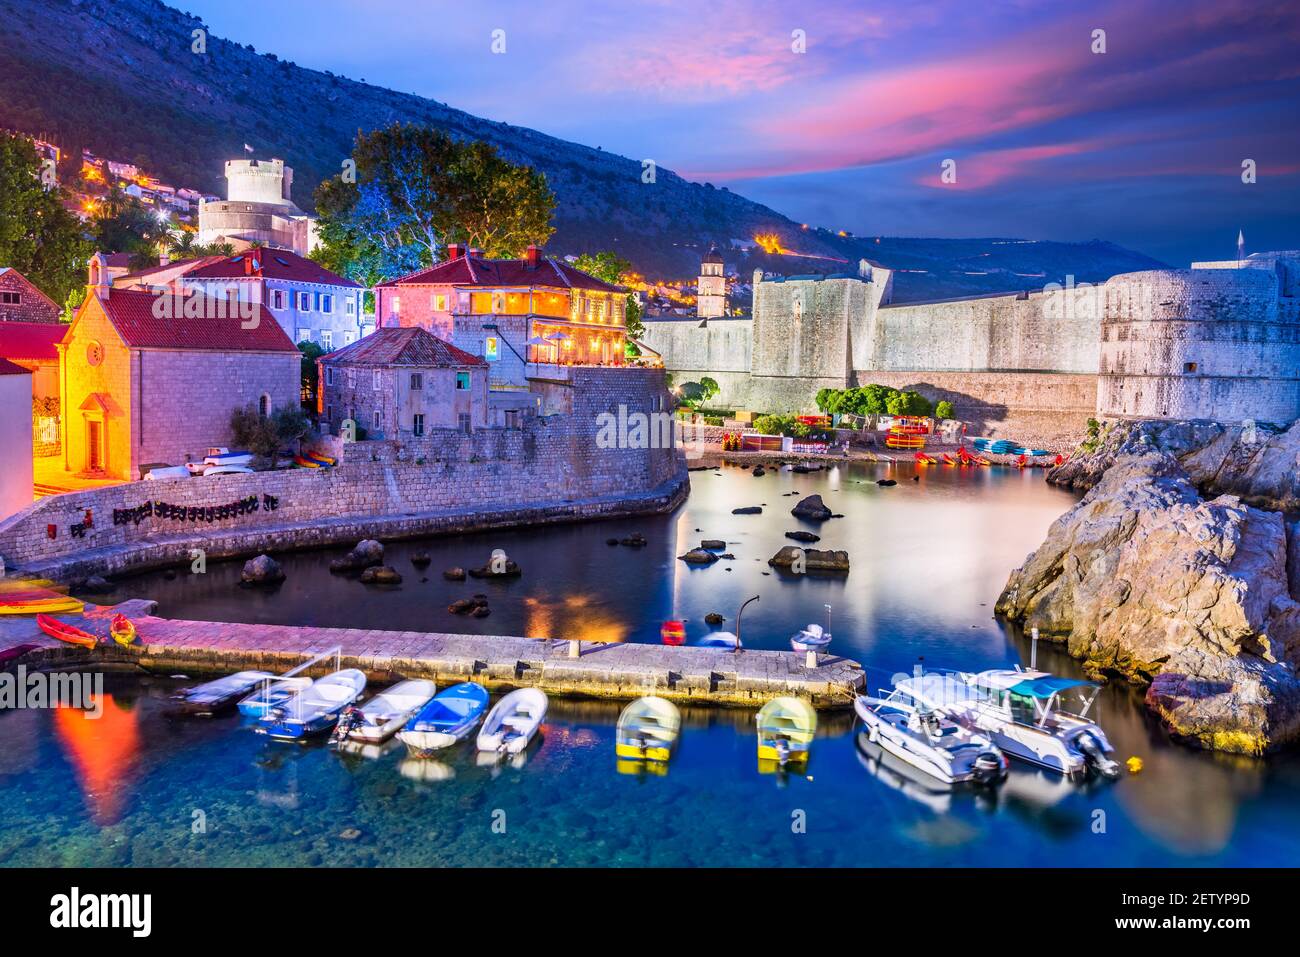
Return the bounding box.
[243,143,254,154]
[1237,229,1245,264]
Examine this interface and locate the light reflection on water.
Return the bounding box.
[2,462,1299,866]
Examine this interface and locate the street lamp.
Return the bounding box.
[734,594,759,654]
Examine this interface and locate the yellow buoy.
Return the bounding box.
[1126,756,1143,774]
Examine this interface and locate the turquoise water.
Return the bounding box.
[4,461,1300,867]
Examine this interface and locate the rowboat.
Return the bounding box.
[256,669,368,740]
[237,676,314,719]
[169,670,274,716]
[476,688,548,755]
[398,682,490,756]
[109,613,136,647]
[756,696,817,767]
[615,695,681,762]
[36,613,98,648]
[334,678,437,743]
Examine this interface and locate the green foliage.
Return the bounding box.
[0,133,93,305]
[572,251,630,285]
[816,384,933,418]
[91,187,171,268]
[61,286,85,324]
[1080,417,1105,454]
[230,403,314,464]
[677,377,720,409]
[934,400,955,421]
[625,293,644,340]
[313,123,556,284]
[752,413,814,438]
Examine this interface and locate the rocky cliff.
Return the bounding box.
[1000,423,1300,753]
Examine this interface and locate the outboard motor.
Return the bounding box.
[1076,732,1121,779]
[774,736,791,769]
[331,705,362,744]
[972,749,1008,786]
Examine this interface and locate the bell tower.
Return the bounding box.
[697,245,726,318]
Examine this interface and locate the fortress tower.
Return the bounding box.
[697,245,726,318]
[197,157,318,256]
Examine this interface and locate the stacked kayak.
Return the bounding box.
[971,438,1053,457]
[0,579,84,616]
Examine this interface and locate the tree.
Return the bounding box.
[313,123,556,283]
[0,133,93,304]
[573,251,643,339]
[230,403,314,466]
[298,341,326,410]
[92,189,170,268]
[934,400,954,420]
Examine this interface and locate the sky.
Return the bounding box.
[182,0,1300,265]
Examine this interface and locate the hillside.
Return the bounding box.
[0,0,1166,297]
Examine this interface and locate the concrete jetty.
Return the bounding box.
[0,600,863,709]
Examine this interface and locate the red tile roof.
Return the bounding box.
[117,255,226,283]
[0,322,66,362]
[321,327,485,367]
[0,357,30,377]
[186,249,361,288]
[379,254,622,293]
[91,290,299,353]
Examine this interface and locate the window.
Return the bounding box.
[413,414,425,437]
[433,294,448,311]
[504,410,520,429]
[346,369,356,389]
[1,291,22,305]
[373,410,382,430]
[410,373,423,390]
[458,412,472,433]
[325,367,334,386]
[321,330,333,350]
[346,298,356,316]
[1184,362,1198,373]
[391,296,401,315]
[344,331,355,344]
[297,291,311,311]
[484,337,499,361]
[269,289,287,310]
[320,294,333,314]
[296,328,311,344]
[456,371,471,390]
[372,370,382,391]
[258,394,271,417]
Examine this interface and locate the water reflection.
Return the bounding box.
[53,693,140,825]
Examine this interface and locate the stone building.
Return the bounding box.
[697,245,725,318]
[0,359,33,519]
[57,256,300,480]
[0,321,65,457]
[197,158,318,256]
[375,244,628,423]
[318,327,489,440]
[0,268,61,323]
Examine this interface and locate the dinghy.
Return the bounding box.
[476,688,548,755]
[36,614,98,648]
[237,676,314,719]
[615,696,681,762]
[203,451,253,467]
[169,670,274,716]
[335,678,437,744]
[756,696,817,768]
[202,464,254,477]
[398,682,490,756]
[256,669,368,740]
[790,623,831,654]
[109,613,136,647]
[697,631,739,649]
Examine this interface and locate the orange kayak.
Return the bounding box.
[36,614,99,649]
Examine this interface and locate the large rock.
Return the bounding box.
[998,450,1300,754]
[360,565,402,585]
[241,554,284,585]
[768,545,850,573]
[791,495,833,521]
[678,548,720,565]
[330,539,386,573]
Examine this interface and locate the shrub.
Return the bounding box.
[230,404,314,465]
[935,400,954,421]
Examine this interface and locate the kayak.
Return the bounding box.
[36,614,98,648]
[0,595,84,615]
[293,455,323,468]
[109,613,136,647]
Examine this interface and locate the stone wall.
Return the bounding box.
[0,368,686,576]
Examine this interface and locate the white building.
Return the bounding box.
[0,359,33,518]
[197,158,319,256]
[697,245,726,318]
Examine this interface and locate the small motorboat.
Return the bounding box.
[109,613,136,647]
[36,613,98,648]
[790,623,831,654]
[203,464,255,477]
[398,682,490,756]
[144,465,191,480]
[334,678,437,743]
[855,674,1007,787]
[237,675,314,719]
[476,688,548,756]
[660,619,686,645]
[169,670,274,716]
[696,631,739,649]
[756,696,817,768]
[204,450,253,467]
[615,695,681,762]
[256,669,368,740]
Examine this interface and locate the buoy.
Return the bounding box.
[1126,756,1143,774]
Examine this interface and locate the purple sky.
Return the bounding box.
[184,0,1299,265]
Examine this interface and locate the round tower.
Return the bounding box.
[224,158,294,207]
[1098,266,1300,423]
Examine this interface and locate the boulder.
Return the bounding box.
[785,531,821,543]
[998,451,1300,754]
[468,558,522,578]
[606,537,620,545]
[752,466,765,476]
[701,539,727,550]
[732,506,762,515]
[75,574,114,595]
[876,479,897,487]
[330,539,386,573]
[704,612,726,625]
[410,552,431,568]
[620,533,648,548]
[767,546,850,573]
[443,567,467,581]
[790,494,833,521]
[240,554,284,585]
[678,548,720,565]
[360,565,402,585]
[449,595,490,615]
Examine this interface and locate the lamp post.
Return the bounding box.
[734,595,760,654]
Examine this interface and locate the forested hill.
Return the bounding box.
[0,0,1165,296]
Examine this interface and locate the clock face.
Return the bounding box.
[86,341,104,367]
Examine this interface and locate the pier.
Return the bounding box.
[0,600,864,708]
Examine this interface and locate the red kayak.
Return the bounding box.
[36,614,99,649]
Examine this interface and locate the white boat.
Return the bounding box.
[615,695,681,762]
[204,451,253,467]
[397,682,490,756]
[256,669,368,740]
[168,670,273,715]
[238,675,314,719]
[697,631,739,649]
[144,465,191,481]
[336,678,437,743]
[790,623,832,653]
[944,669,1121,779]
[476,688,548,755]
[203,464,255,477]
[855,674,1007,786]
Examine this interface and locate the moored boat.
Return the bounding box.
[615,695,681,762]
[237,676,314,719]
[169,670,275,716]
[109,613,136,647]
[35,613,98,648]
[397,682,490,756]
[756,696,817,768]
[476,688,548,755]
[334,678,437,743]
[790,623,831,654]
[256,669,368,740]
[697,631,739,649]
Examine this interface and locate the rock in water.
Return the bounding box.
[791,495,834,521]
[241,554,284,584]
[700,539,727,550]
[705,612,725,625]
[785,531,821,543]
[767,546,850,573]
[876,479,897,487]
[468,558,522,578]
[410,552,431,568]
[330,539,386,573]
[443,567,467,581]
[360,565,402,585]
[997,450,1300,754]
[732,506,762,515]
[678,548,721,565]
